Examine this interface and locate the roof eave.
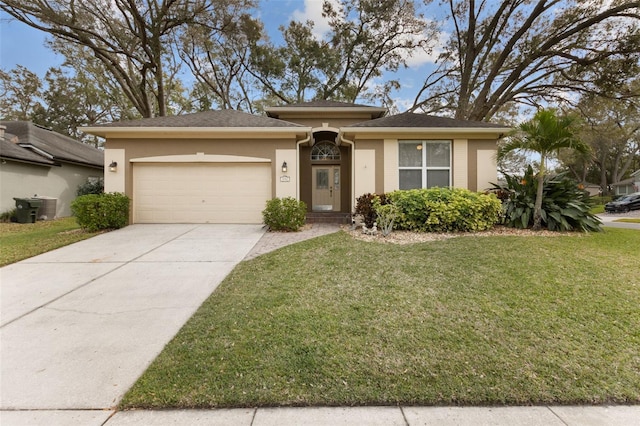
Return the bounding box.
[341,127,510,137]
[0,155,56,167]
[82,126,312,139]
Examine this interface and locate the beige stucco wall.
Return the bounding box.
[0,160,103,217]
[383,139,399,192]
[354,149,376,201]
[104,136,298,203]
[476,149,498,191]
[274,114,375,129]
[452,139,468,189]
[275,149,297,198]
[467,140,498,191]
[104,148,125,193]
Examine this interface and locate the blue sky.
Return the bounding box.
[0,0,439,111]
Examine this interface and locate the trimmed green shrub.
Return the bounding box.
[76,178,104,196]
[491,166,602,232]
[355,193,389,227]
[71,192,130,232]
[387,187,502,232]
[262,197,307,232]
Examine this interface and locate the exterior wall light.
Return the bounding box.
[281,161,288,173]
[109,161,118,172]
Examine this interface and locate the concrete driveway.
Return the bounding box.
[0,224,265,410]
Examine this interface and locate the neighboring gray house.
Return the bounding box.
[612,169,640,196]
[0,122,104,218]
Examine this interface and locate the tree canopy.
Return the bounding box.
[411,0,640,121]
[1,0,639,127]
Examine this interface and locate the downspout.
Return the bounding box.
[296,132,311,201]
[339,133,355,213]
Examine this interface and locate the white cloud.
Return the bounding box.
[404,28,448,68]
[290,0,339,39]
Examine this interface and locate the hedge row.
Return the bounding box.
[356,188,502,233]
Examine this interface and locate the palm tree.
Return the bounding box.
[497,109,591,230]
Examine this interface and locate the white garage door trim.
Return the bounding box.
[133,162,271,224]
[131,153,271,163]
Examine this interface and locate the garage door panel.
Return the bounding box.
[133,163,271,224]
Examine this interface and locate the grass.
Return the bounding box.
[589,205,605,214]
[0,217,100,266]
[615,218,640,223]
[121,228,640,408]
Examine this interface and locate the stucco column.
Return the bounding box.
[383,139,398,192]
[453,139,468,189]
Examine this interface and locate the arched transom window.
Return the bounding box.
[311,141,341,161]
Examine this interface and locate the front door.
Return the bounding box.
[312,166,341,211]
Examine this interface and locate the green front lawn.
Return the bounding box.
[122,228,640,408]
[0,217,100,266]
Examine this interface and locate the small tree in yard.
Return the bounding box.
[497,109,591,230]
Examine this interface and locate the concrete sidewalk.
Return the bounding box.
[2,405,638,425]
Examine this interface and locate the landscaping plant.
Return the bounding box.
[262,197,307,231]
[71,192,130,232]
[355,193,389,227]
[491,165,602,232]
[0,208,16,223]
[497,109,591,230]
[372,197,398,237]
[387,187,502,232]
[76,178,104,196]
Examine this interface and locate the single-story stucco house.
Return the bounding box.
[0,121,104,218]
[611,169,640,196]
[83,101,509,224]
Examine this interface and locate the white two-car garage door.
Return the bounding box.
[133,163,271,223]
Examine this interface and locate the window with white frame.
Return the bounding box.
[398,140,451,189]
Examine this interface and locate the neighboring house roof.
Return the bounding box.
[265,100,387,119]
[0,132,57,166]
[631,169,640,177]
[94,110,306,128]
[347,111,511,129]
[0,121,103,168]
[612,177,638,186]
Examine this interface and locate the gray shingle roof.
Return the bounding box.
[347,112,510,128]
[0,121,103,168]
[0,132,56,166]
[276,100,379,108]
[95,110,306,128]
